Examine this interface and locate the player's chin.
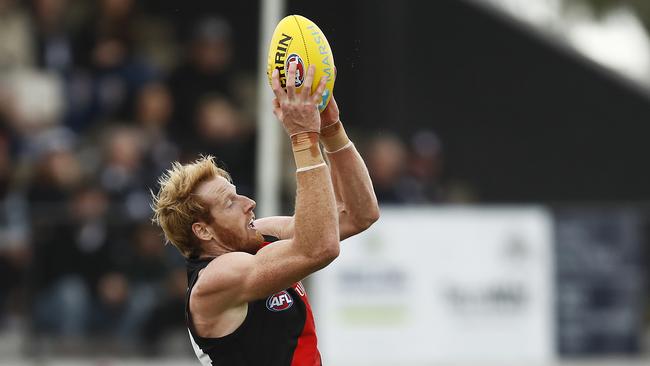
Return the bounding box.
[250,228,264,243]
[244,230,264,253]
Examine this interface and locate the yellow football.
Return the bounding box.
[267,15,335,112]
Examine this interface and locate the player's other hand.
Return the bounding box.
[320,95,340,130]
[271,62,327,136]
[320,66,339,130]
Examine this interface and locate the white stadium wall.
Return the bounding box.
[310,206,556,366]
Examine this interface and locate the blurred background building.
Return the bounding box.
[0,0,647,365]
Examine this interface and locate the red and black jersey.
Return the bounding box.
[185,235,322,366]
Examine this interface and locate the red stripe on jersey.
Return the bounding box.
[260,238,321,365]
[290,285,321,366]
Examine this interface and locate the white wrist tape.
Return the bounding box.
[296,162,327,173]
[324,141,354,154]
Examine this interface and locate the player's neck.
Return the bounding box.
[198,240,231,259]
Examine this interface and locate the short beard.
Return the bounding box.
[214,223,259,254]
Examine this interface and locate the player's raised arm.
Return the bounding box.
[191,62,339,307]
[319,95,379,239]
[254,95,379,241]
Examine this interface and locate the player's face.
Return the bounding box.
[196,176,264,253]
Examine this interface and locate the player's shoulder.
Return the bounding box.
[192,252,255,298]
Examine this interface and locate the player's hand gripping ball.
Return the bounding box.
[267,15,336,112]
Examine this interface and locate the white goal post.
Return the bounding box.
[255,0,287,217]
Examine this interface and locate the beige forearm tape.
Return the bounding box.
[291,132,325,170]
[320,121,351,153]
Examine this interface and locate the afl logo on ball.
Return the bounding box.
[266,290,294,312]
[285,54,305,87]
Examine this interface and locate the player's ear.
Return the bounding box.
[192,222,212,241]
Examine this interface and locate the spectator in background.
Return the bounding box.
[67,0,156,132]
[366,131,449,204]
[75,0,137,70]
[66,184,118,346]
[30,0,82,140]
[26,136,81,226]
[0,0,34,70]
[189,94,256,197]
[71,184,115,284]
[2,70,65,159]
[0,132,29,328]
[92,271,129,349]
[30,0,75,73]
[404,129,445,203]
[135,81,179,179]
[141,267,188,356]
[167,16,236,147]
[365,133,410,203]
[89,222,181,353]
[113,222,170,349]
[98,126,151,222]
[28,143,89,344]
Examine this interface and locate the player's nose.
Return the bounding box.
[245,197,256,212]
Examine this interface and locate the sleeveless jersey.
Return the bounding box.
[185,235,322,366]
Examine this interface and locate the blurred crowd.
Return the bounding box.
[0,0,259,355]
[0,0,449,357]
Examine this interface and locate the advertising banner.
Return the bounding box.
[310,207,555,365]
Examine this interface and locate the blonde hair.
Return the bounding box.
[151,155,231,258]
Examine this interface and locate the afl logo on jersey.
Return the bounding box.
[266,290,294,312]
